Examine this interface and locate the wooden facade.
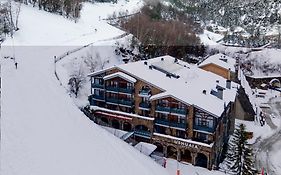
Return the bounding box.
[199,63,236,81]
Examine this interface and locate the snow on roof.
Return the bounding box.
[91,106,155,121]
[103,71,137,83]
[199,53,236,72]
[111,56,238,117]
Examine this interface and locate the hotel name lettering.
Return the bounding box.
[173,140,199,149]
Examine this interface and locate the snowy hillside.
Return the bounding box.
[0,1,172,175]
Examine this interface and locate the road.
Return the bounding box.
[255,99,281,175]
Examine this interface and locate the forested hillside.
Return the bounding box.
[168,0,281,36]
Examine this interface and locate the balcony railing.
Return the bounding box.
[106,86,134,94]
[106,97,119,104]
[106,98,133,107]
[106,86,119,92]
[170,108,187,115]
[193,125,215,133]
[155,118,186,129]
[119,87,134,94]
[156,106,187,116]
[92,83,104,89]
[119,99,134,106]
[92,94,105,100]
[156,106,170,113]
[134,130,151,138]
[139,102,150,109]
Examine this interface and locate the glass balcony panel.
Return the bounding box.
[193,125,215,133]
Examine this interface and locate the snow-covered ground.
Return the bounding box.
[0,1,172,175]
[0,1,231,175]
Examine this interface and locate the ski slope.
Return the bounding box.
[0,1,169,175]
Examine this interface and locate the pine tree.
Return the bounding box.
[226,124,256,175]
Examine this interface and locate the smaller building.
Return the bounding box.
[198,54,237,81]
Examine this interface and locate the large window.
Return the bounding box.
[94,78,103,85]
[94,89,104,96]
[142,97,149,103]
[178,116,186,124]
[176,130,186,139]
[195,109,214,129]
[156,113,168,120]
[107,81,118,87]
[197,132,208,142]
[158,99,169,107]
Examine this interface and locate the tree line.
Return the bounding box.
[17,0,83,21]
[117,2,205,60]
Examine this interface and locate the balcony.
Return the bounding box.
[91,94,105,101]
[106,97,119,104]
[119,87,134,94]
[193,125,215,133]
[139,102,151,109]
[134,130,151,138]
[92,83,104,89]
[155,118,186,129]
[119,99,134,106]
[139,89,151,97]
[106,86,134,94]
[170,108,187,115]
[156,106,170,113]
[106,98,133,107]
[106,86,119,92]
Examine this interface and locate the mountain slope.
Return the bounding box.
[0,1,168,175]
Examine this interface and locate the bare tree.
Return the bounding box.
[83,51,109,72]
[68,58,86,98]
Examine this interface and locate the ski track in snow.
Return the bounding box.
[255,100,281,175]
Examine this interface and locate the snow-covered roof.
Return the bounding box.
[199,53,236,72]
[91,106,155,121]
[91,55,238,118]
[103,72,137,83]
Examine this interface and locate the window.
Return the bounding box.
[197,132,208,142]
[195,109,214,128]
[157,113,168,120]
[127,82,133,88]
[178,102,185,109]
[94,89,104,96]
[158,99,169,107]
[178,116,186,124]
[176,130,186,139]
[142,97,149,103]
[141,110,150,117]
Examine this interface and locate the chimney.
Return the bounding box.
[203,90,206,94]
[226,80,231,89]
[217,87,224,99]
[144,61,148,65]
